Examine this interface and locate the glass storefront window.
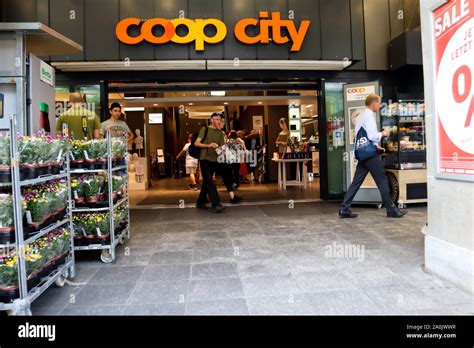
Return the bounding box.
[76,85,101,118]
[55,84,103,119]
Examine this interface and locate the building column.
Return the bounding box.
[420,0,474,293]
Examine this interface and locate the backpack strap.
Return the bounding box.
[201,126,209,143]
[203,126,208,143]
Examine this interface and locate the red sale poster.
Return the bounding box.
[432,0,474,180]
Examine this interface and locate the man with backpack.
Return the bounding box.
[192,112,226,213]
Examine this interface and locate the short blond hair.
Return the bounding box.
[365,94,381,106]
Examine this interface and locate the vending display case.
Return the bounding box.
[381,101,426,170]
[380,100,427,205]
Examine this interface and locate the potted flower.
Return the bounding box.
[119,205,128,229]
[70,140,89,168]
[55,228,71,257]
[18,136,39,180]
[83,176,104,203]
[0,133,11,183]
[46,136,70,174]
[24,245,44,279]
[57,136,71,172]
[0,252,19,301]
[73,214,86,246]
[93,213,110,245]
[0,194,15,244]
[71,176,86,204]
[112,139,127,166]
[105,176,123,201]
[17,135,60,179]
[113,176,124,200]
[23,190,51,232]
[48,228,70,265]
[33,236,54,278]
[89,139,107,169]
[46,181,68,222]
[98,175,107,202]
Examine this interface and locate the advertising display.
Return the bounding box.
[432,0,474,181]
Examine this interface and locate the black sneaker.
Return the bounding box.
[192,184,198,191]
[212,204,226,213]
[230,196,242,204]
[339,209,358,218]
[196,203,209,210]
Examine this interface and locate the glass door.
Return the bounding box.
[319,81,346,199]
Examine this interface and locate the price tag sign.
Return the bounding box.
[432,0,474,181]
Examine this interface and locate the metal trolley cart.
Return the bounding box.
[0,119,75,315]
[70,133,130,264]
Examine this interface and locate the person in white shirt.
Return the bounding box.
[339,94,407,219]
[177,133,199,190]
[100,103,134,141]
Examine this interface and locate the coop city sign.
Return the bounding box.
[115,12,310,51]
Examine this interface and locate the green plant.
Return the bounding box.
[23,191,50,225]
[71,176,86,202]
[73,213,110,237]
[83,177,103,200]
[70,140,89,161]
[0,133,11,167]
[112,139,127,159]
[0,228,71,289]
[112,176,124,193]
[73,215,86,237]
[24,246,44,276]
[46,181,68,213]
[88,139,107,159]
[0,194,14,230]
[0,252,18,288]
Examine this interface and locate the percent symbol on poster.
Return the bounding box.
[452,64,474,128]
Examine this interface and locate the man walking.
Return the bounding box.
[339,94,407,219]
[194,112,226,213]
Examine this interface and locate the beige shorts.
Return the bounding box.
[186,166,197,174]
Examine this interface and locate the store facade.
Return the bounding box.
[1,0,425,200]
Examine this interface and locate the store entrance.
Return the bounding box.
[108,85,321,207]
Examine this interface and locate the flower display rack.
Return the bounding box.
[70,132,130,264]
[0,119,75,315]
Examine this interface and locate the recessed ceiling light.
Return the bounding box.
[224,102,228,105]
[153,103,158,106]
[258,102,262,104]
[211,91,226,97]
[189,103,194,105]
